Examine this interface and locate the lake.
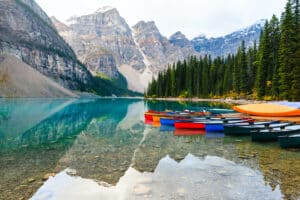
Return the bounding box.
[0,98,299,200]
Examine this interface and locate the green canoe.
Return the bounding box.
[279,134,300,148]
[251,125,300,142]
[223,121,289,136]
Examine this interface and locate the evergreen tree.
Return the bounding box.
[291,0,300,100]
[239,40,249,93]
[233,48,241,93]
[269,15,281,98]
[279,0,294,99]
[256,20,270,99]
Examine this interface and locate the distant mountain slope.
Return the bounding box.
[191,20,264,57]
[0,55,77,97]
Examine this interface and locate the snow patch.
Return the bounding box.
[95,6,115,13]
[117,29,156,93]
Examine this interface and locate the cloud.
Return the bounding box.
[36,0,286,39]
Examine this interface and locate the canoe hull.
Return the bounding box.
[144,114,153,121]
[174,122,205,129]
[279,135,300,148]
[205,124,224,132]
[160,118,175,126]
[224,126,255,136]
[152,116,161,122]
[233,103,300,117]
[251,129,300,142]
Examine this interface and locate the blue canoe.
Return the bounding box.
[205,120,251,132]
[160,118,193,126]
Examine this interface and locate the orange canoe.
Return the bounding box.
[233,103,300,117]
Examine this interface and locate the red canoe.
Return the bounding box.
[144,113,153,120]
[174,122,205,129]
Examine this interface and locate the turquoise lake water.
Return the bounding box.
[0,98,299,200]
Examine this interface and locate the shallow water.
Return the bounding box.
[0,98,299,200]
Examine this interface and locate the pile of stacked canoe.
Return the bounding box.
[144,109,300,148]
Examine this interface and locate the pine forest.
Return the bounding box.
[146,0,300,101]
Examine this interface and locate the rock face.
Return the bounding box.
[169,31,192,48]
[191,20,264,57]
[0,0,93,90]
[84,50,119,79]
[132,21,198,72]
[53,8,145,79]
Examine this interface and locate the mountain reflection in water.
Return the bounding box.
[32,154,281,200]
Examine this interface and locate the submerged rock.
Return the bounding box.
[42,173,56,181]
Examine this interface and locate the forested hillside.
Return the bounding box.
[146,0,300,101]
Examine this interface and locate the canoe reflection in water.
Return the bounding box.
[173,129,206,136]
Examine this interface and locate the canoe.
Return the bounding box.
[152,121,161,127]
[206,108,234,114]
[223,121,282,136]
[233,103,300,117]
[152,116,162,122]
[144,110,208,121]
[174,129,206,136]
[251,125,300,142]
[174,122,205,129]
[160,117,194,126]
[279,134,300,148]
[144,113,154,120]
[205,119,253,132]
[174,118,251,130]
[160,118,175,126]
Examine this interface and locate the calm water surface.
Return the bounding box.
[0,98,299,200]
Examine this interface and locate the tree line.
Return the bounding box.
[146,0,300,101]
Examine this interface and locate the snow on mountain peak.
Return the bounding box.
[95,6,115,13]
[255,19,267,27]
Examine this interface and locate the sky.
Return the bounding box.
[36,0,286,39]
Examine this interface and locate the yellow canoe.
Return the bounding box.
[152,116,161,122]
[233,103,300,117]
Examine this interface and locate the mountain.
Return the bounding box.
[132,21,198,71]
[53,8,199,92]
[0,0,92,91]
[52,8,149,92]
[191,20,265,57]
[0,0,136,97]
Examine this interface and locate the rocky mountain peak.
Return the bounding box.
[191,20,263,57]
[169,31,186,39]
[132,21,160,34]
[169,31,191,48]
[66,6,130,34]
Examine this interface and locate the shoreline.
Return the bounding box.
[144,97,266,105]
